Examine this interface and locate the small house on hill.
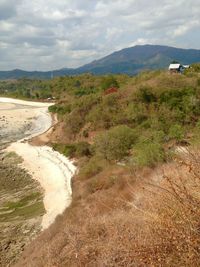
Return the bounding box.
[168,63,183,73]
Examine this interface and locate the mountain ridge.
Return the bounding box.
[1,44,200,79]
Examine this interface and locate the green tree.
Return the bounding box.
[94,125,136,161]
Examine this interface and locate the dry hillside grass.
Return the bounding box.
[15,149,200,267]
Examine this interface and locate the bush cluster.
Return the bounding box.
[52,142,91,158]
[94,125,136,161]
[26,66,200,170]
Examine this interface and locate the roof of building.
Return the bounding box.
[183,65,190,68]
[169,63,181,69]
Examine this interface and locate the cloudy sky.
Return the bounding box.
[0,0,200,71]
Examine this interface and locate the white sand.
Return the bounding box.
[1,97,76,230]
[7,143,76,229]
[0,97,53,107]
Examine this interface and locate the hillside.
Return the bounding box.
[14,65,200,266]
[1,45,200,79]
[0,68,75,80]
[77,44,200,75]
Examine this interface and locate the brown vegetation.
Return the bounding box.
[15,150,200,266]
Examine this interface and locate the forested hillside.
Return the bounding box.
[45,64,200,165]
[10,63,200,266]
[0,79,52,99]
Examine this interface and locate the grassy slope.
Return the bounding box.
[15,65,200,266]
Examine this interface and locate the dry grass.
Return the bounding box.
[15,151,200,267]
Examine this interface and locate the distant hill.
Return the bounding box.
[1,45,200,79]
[0,68,75,80]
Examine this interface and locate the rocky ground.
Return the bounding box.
[0,100,48,266]
[0,102,50,144]
[0,151,45,267]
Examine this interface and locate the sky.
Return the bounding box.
[0,0,200,71]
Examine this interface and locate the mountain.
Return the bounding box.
[0,68,75,80]
[77,45,200,75]
[1,45,200,79]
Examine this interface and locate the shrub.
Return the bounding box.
[86,94,122,129]
[79,157,104,179]
[191,63,200,72]
[65,111,85,136]
[168,124,184,141]
[82,129,89,138]
[102,93,119,107]
[73,94,101,114]
[133,140,165,167]
[101,75,119,91]
[75,142,92,157]
[124,103,148,125]
[196,119,200,129]
[151,129,166,143]
[159,87,196,115]
[52,143,76,158]
[94,125,136,161]
[137,86,157,104]
[48,104,71,115]
[53,142,91,158]
[48,105,57,113]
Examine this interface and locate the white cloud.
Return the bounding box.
[0,0,199,70]
[128,38,151,47]
[173,20,200,37]
[0,21,15,31]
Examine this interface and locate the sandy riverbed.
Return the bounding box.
[0,97,76,229]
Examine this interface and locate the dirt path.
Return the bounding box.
[0,97,77,229]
